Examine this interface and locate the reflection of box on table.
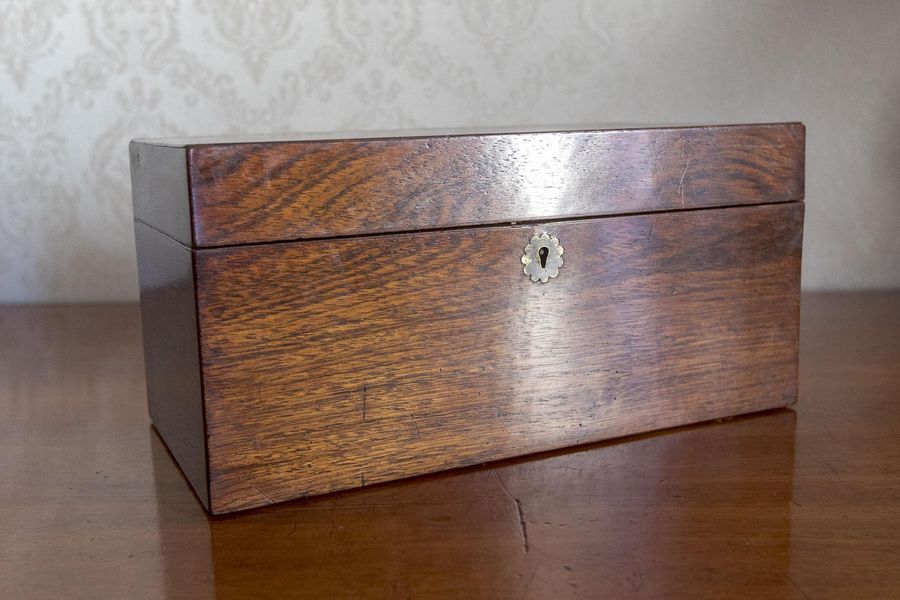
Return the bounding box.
[150,409,798,596]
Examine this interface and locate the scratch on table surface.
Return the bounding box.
[492,470,515,503]
[284,509,300,538]
[312,520,336,580]
[515,499,530,553]
[678,155,690,209]
[820,456,839,475]
[521,566,539,597]
[787,574,813,600]
[492,471,530,553]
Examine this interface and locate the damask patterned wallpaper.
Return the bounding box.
[1,1,899,301]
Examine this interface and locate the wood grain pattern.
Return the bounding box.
[134,222,209,508]
[3,293,899,598]
[195,202,803,513]
[133,123,804,247]
[130,124,807,515]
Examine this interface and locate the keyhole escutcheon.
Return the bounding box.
[521,233,564,283]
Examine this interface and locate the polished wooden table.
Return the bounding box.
[1,292,898,599]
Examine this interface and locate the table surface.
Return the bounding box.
[1,292,898,599]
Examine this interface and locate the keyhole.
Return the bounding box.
[538,246,549,269]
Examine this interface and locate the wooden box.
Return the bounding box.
[130,123,805,514]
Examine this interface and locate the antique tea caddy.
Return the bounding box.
[131,124,804,514]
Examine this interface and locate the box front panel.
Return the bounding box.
[195,202,803,514]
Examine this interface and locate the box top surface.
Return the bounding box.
[130,123,805,248]
[132,123,723,147]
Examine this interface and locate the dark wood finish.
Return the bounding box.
[131,124,807,514]
[134,222,209,508]
[2,293,899,598]
[130,140,192,246]
[195,202,803,513]
[132,123,805,247]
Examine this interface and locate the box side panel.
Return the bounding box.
[131,142,192,246]
[187,123,805,246]
[196,202,803,514]
[135,221,209,509]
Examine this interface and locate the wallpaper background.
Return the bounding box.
[1,0,898,302]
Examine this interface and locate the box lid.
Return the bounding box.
[130,123,804,248]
